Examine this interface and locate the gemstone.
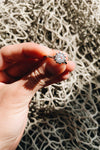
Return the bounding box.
[54,52,67,64]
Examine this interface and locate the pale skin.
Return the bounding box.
[0,42,75,150]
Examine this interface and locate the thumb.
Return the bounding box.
[12,52,67,100]
[45,56,67,76]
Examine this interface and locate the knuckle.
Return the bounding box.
[32,69,46,87]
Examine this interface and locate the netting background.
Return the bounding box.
[0,0,100,149]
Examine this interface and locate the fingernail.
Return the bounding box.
[66,61,75,72]
[62,73,69,80]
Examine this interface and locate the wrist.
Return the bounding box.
[0,142,17,150]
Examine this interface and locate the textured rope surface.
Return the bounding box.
[0,0,100,149]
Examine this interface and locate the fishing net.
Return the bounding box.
[0,0,100,149]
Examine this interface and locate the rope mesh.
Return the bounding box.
[0,0,100,149]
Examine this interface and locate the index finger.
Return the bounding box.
[0,42,52,70]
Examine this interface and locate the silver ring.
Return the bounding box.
[46,52,67,64]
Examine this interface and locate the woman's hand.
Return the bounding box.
[0,42,75,150]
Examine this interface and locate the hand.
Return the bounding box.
[0,42,75,150]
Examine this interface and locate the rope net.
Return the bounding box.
[0,0,100,149]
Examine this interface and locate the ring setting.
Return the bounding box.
[47,52,67,64]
